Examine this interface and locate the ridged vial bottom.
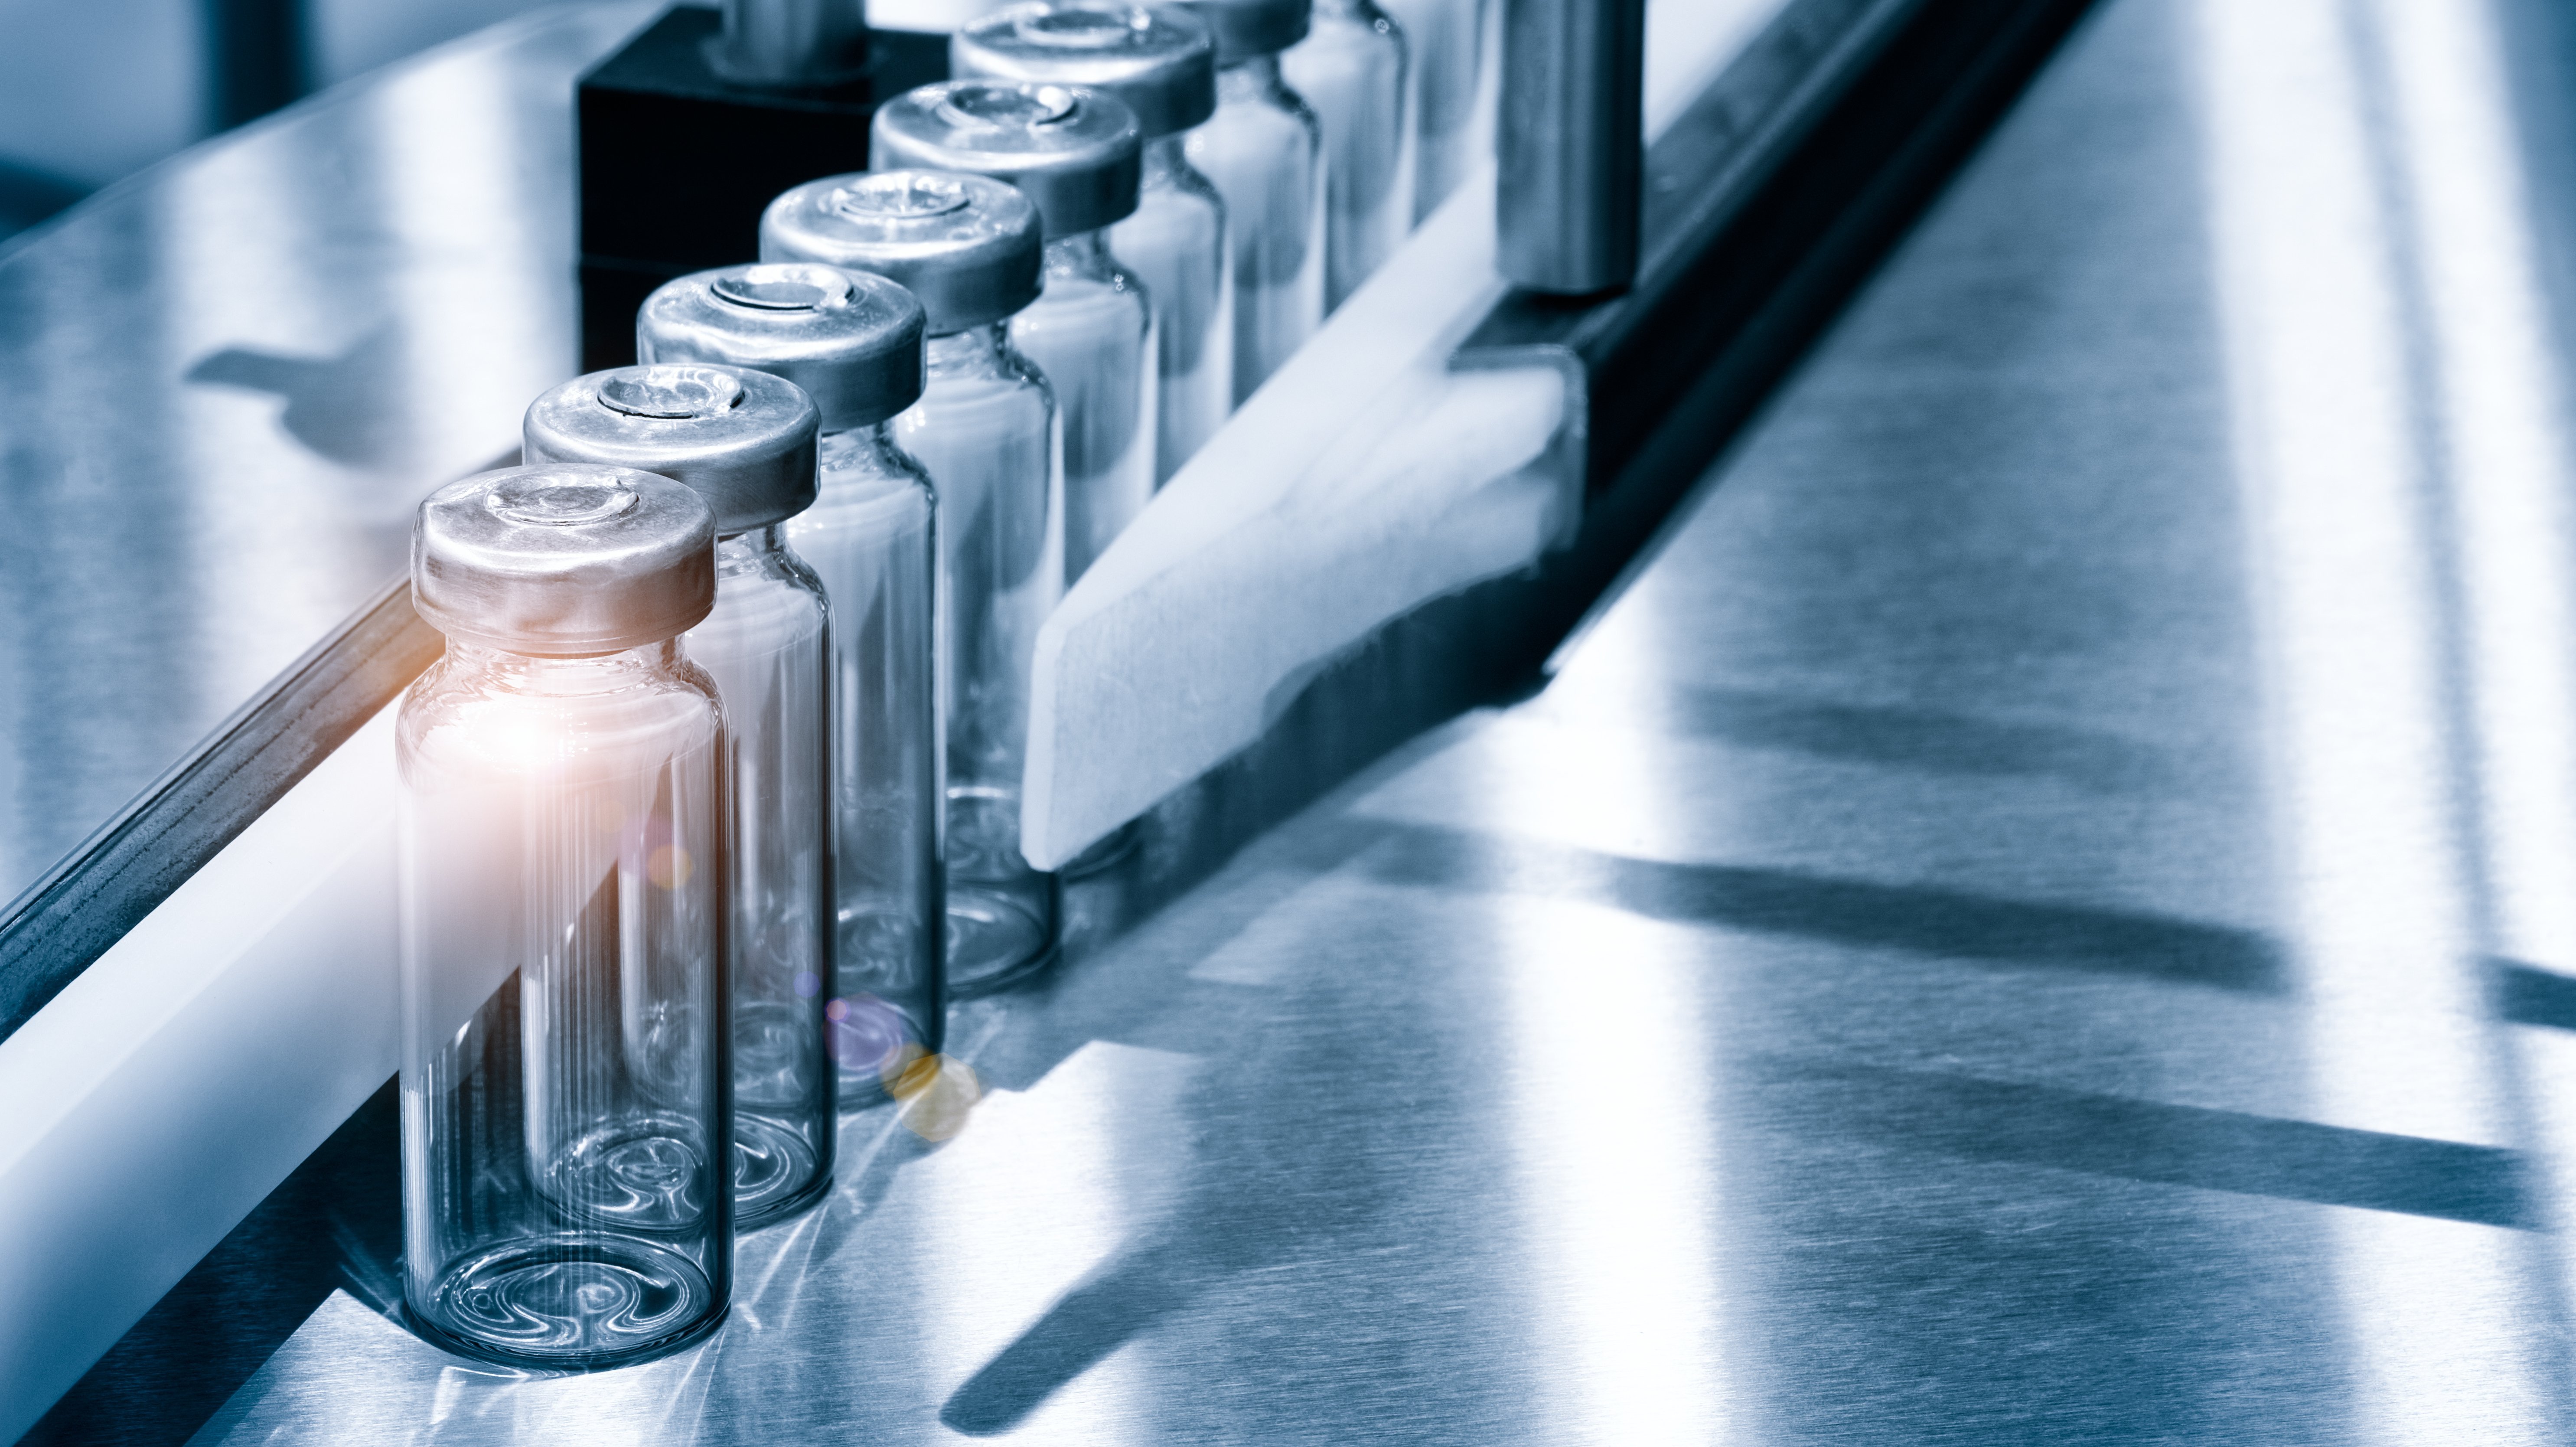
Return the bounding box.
[732,1111,827,1227]
[415,1235,721,1369]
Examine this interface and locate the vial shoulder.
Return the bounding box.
[696,563,830,660]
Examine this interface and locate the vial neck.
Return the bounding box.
[926,322,1012,369]
[1143,133,1193,181]
[444,638,685,693]
[819,419,898,446]
[818,420,911,476]
[1044,229,1112,270]
[1219,53,1285,98]
[714,523,788,571]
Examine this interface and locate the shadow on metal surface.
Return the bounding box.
[21,1079,403,1447]
[1774,1060,2542,1230]
[1355,822,2287,993]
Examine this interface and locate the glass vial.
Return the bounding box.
[763,170,1063,996]
[874,79,1152,585]
[1183,0,1324,401]
[636,261,946,1111]
[952,3,1233,486]
[399,463,729,1369]
[1378,0,1485,221]
[1284,0,1412,310]
[523,364,833,1229]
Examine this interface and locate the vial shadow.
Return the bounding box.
[186,327,423,473]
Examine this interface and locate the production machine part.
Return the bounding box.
[953,3,1235,486]
[398,463,731,1368]
[762,169,1064,997]
[1494,0,1643,294]
[636,261,948,1109]
[1182,0,1325,400]
[522,364,838,1229]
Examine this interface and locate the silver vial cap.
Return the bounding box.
[1182,0,1308,62]
[522,364,820,537]
[871,81,1144,238]
[413,464,717,657]
[638,263,928,433]
[952,4,1217,139]
[762,170,1045,334]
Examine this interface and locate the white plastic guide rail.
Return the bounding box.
[1018,0,1790,867]
[0,3,1779,1436]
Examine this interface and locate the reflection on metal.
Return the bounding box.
[2203,0,2570,1435]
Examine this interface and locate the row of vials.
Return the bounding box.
[391,0,1480,1372]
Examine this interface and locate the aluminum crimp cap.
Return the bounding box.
[414,464,716,657]
[871,80,1144,238]
[639,263,928,433]
[1182,0,1308,63]
[762,170,1045,334]
[523,364,820,536]
[953,4,1216,139]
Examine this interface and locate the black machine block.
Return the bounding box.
[576,6,949,370]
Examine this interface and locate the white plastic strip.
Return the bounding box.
[0,709,401,1445]
[1019,0,1790,869]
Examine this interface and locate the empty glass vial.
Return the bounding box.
[763,170,1064,996]
[1378,0,1484,222]
[1183,0,1324,401]
[522,363,833,1229]
[635,261,946,1110]
[1284,0,1412,310]
[874,80,1150,585]
[953,3,1231,487]
[399,463,728,1369]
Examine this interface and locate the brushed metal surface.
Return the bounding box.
[174,0,2576,1440]
[0,2,656,916]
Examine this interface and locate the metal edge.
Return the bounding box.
[0,577,443,1042]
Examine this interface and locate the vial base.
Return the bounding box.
[541,1114,717,1233]
[945,881,1060,997]
[410,1235,724,1370]
[732,1113,831,1227]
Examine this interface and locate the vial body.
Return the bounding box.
[1284,0,1415,310]
[1011,231,1158,581]
[398,640,731,1369]
[894,325,1064,993]
[1110,137,1235,485]
[788,425,948,1101]
[685,529,834,1225]
[1379,0,1485,221]
[1187,55,1327,403]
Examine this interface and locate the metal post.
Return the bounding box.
[1495,0,1644,295]
[202,0,309,131]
